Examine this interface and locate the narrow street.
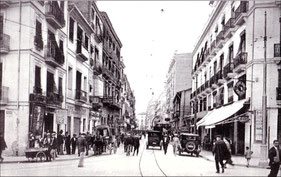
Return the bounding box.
[0,138,270,176]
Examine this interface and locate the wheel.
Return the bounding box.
[36,151,46,162]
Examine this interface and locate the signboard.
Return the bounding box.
[234,80,246,98]
[254,109,263,142]
[56,109,67,124]
[30,105,45,135]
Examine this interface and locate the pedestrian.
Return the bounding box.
[0,133,7,163]
[71,134,77,154]
[50,132,58,160]
[85,132,92,156]
[162,133,170,155]
[212,135,230,173]
[133,134,140,156]
[223,137,233,168]
[28,132,35,148]
[244,146,253,168]
[77,133,87,167]
[43,133,52,161]
[57,130,64,155]
[172,134,180,156]
[65,132,71,155]
[268,140,281,177]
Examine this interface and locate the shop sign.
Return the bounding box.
[30,106,45,134]
[56,109,67,124]
[234,80,246,97]
[254,109,263,142]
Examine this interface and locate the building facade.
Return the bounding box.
[136,112,146,130]
[191,1,281,158]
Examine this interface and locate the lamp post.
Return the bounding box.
[259,11,268,167]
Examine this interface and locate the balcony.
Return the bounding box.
[93,57,103,75]
[46,92,63,107]
[94,33,102,44]
[30,87,47,105]
[216,30,225,49]
[273,43,281,64]
[223,62,235,80]
[204,80,212,94]
[234,1,248,26]
[102,96,121,109]
[44,41,65,67]
[223,18,236,39]
[0,86,9,105]
[102,66,113,79]
[75,89,87,103]
[210,75,218,89]
[34,35,43,51]
[216,70,225,86]
[210,40,218,56]
[204,48,213,63]
[0,1,11,8]
[0,34,10,54]
[90,95,103,110]
[76,41,88,62]
[45,1,65,29]
[233,52,247,73]
[277,87,281,104]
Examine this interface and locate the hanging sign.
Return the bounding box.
[234,80,246,97]
[56,109,67,124]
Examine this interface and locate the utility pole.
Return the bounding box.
[259,11,268,167]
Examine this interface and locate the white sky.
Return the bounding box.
[97,1,213,114]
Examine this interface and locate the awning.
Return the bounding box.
[198,99,247,127]
[196,110,214,127]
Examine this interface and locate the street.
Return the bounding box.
[0,138,270,176]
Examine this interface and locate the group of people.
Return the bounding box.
[123,132,141,156]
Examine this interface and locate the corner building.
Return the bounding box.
[191,1,280,157]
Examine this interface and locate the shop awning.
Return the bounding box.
[198,99,247,127]
[196,110,214,127]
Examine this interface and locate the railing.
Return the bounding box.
[204,80,210,89]
[0,34,10,52]
[33,86,42,95]
[223,62,234,78]
[102,96,120,108]
[90,95,102,104]
[274,43,280,57]
[45,1,65,28]
[210,40,216,52]
[102,66,113,78]
[235,1,248,20]
[75,89,87,102]
[210,75,216,86]
[76,40,87,61]
[216,70,223,82]
[45,41,65,65]
[216,30,225,42]
[46,92,63,106]
[233,52,247,69]
[223,18,235,32]
[34,35,43,50]
[276,87,281,100]
[0,86,9,102]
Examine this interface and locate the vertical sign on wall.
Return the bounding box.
[254,109,263,142]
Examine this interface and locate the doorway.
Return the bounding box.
[0,110,4,136]
[44,113,54,133]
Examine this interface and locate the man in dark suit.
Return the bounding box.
[268,140,281,177]
[162,133,170,155]
[212,135,230,173]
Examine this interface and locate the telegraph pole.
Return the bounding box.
[259,11,268,167]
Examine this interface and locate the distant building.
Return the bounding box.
[136,112,146,130]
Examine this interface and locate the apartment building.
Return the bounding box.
[0,1,67,155]
[192,1,280,157]
[136,112,146,130]
[165,53,193,130]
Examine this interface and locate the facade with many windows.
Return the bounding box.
[192,1,281,157]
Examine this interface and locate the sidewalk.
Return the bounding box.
[0,150,97,164]
[199,150,270,169]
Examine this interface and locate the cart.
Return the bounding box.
[25,147,48,162]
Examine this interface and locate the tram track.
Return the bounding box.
[138,143,167,177]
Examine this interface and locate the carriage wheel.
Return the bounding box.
[36,152,46,162]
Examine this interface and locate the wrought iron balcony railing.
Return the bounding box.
[34,35,44,51]
[75,89,87,102]
[45,1,65,29]
[223,62,234,79]
[0,34,10,54]
[45,41,65,67]
[233,52,247,69]
[46,91,63,107]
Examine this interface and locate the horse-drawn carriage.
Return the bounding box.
[93,125,113,155]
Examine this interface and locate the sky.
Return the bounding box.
[97,1,213,114]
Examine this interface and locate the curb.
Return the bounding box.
[199,154,269,169]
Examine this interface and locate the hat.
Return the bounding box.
[81,132,86,135]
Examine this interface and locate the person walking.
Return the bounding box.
[223,137,233,168]
[244,146,253,168]
[0,133,7,163]
[57,130,64,155]
[77,133,87,167]
[50,132,58,160]
[172,134,180,156]
[133,134,140,156]
[43,133,52,161]
[71,134,77,155]
[268,140,281,177]
[65,132,71,155]
[212,135,229,173]
[85,132,92,156]
[162,133,170,155]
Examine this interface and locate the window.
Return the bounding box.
[228,82,234,103]
[213,61,217,74]
[35,20,42,37]
[83,76,87,91]
[213,91,217,108]
[0,63,2,98]
[34,20,43,50]
[0,15,3,40]
[58,77,63,96]
[95,47,99,61]
[69,17,74,41]
[278,69,281,87]
[35,66,41,93]
[239,31,246,52]
[46,71,55,94]
[68,67,73,90]
[59,40,63,53]
[203,97,207,111]
[228,44,233,63]
[60,1,64,13]
[219,87,224,106]
[220,54,224,71]
[83,119,86,132]
[84,35,89,50]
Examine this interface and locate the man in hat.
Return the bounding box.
[50,132,58,160]
[0,133,7,162]
[212,135,230,173]
[77,133,87,167]
[268,140,281,177]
